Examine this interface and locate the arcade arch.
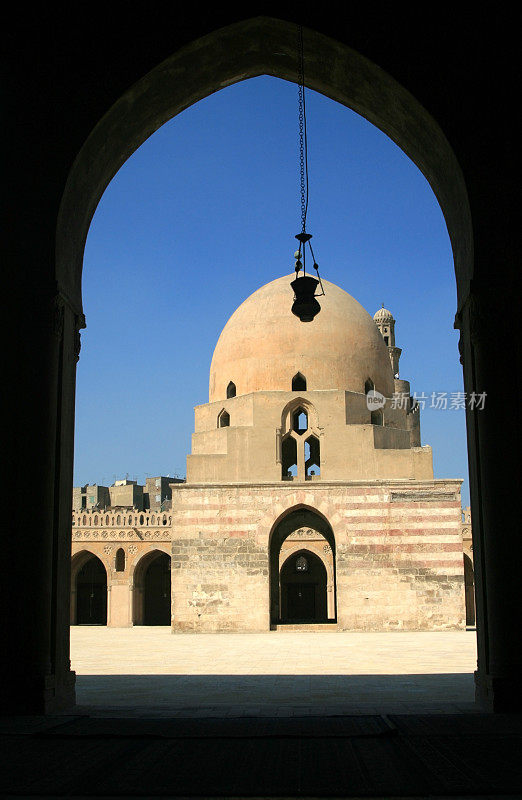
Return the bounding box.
[132,550,171,625]
[70,551,108,625]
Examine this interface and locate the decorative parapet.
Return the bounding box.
[72,510,172,528]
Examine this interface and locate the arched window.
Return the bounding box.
[116,515,121,525]
[226,381,236,398]
[295,555,309,572]
[128,515,133,525]
[162,515,167,526]
[364,378,374,395]
[218,409,230,428]
[371,409,383,426]
[115,548,125,572]
[282,436,297,480]
[139,514,144,525]
[93,515,98,525]
[292,407,308,434]
[292,372,307,391]
[305,435,321,478]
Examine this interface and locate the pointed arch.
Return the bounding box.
[226,381,236,398]
[70,551,107,625]
[268,506,336,627]
[132,549,171,625]
[218,409,230,428]
[292,372,307,391]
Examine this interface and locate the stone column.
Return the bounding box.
[456,282,521,711]
[2,288,83,712]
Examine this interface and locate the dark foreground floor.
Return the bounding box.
[1,713,521,798]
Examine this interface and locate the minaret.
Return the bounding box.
[373,305,402,377]
[373,304,421,447]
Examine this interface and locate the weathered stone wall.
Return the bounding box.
[170,480,464,632]
[171,533,268,632]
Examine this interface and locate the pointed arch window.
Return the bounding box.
[282,436,297,480]
[226,381,236,398]
[218,409,230,428]
[305,434,321,478]
[292,407,308,434]
[292,372,307,391]
[295,555,309,572]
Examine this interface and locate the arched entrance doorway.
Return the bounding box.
[71,552,107,625]
[133,550,171,625]
[280,550,328,622]
[269,507,336,627]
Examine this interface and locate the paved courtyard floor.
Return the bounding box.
[71,627,478,716]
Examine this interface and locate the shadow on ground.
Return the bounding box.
[75,672,476,715]
[1,710,522,796]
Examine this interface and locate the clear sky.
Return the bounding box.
[76,75,469,504]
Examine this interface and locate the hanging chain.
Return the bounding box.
[297,24,308,234]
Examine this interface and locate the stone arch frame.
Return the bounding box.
[131,546,171,625]
[268,504,337,627]
[281,397,320,435]
[36,16,519,713]
[70,549,109,625]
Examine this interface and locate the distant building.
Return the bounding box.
[71,276,470,631]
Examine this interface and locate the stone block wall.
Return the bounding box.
[170,480,464,633]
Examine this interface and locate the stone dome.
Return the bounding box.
[373,305,394,323]
[209,276,395,402]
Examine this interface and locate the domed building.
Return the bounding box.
[170,276,464,632]
[71,275,466,631]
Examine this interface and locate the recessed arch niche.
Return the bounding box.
[268,506,336,627]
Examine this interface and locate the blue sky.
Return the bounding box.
[76,75,469,504]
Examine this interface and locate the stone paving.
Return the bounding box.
[71,627,478,716]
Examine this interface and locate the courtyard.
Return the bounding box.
[71,627,478,716]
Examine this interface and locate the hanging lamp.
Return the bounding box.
[291,24,325,322]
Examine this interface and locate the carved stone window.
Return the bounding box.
[295,555,309,572]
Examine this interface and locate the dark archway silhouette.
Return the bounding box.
[9,14,517,715]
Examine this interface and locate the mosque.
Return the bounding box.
[71,276,468,631]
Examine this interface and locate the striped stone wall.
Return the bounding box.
[170,480,464,632]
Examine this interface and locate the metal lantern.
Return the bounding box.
[290,25,325,323]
